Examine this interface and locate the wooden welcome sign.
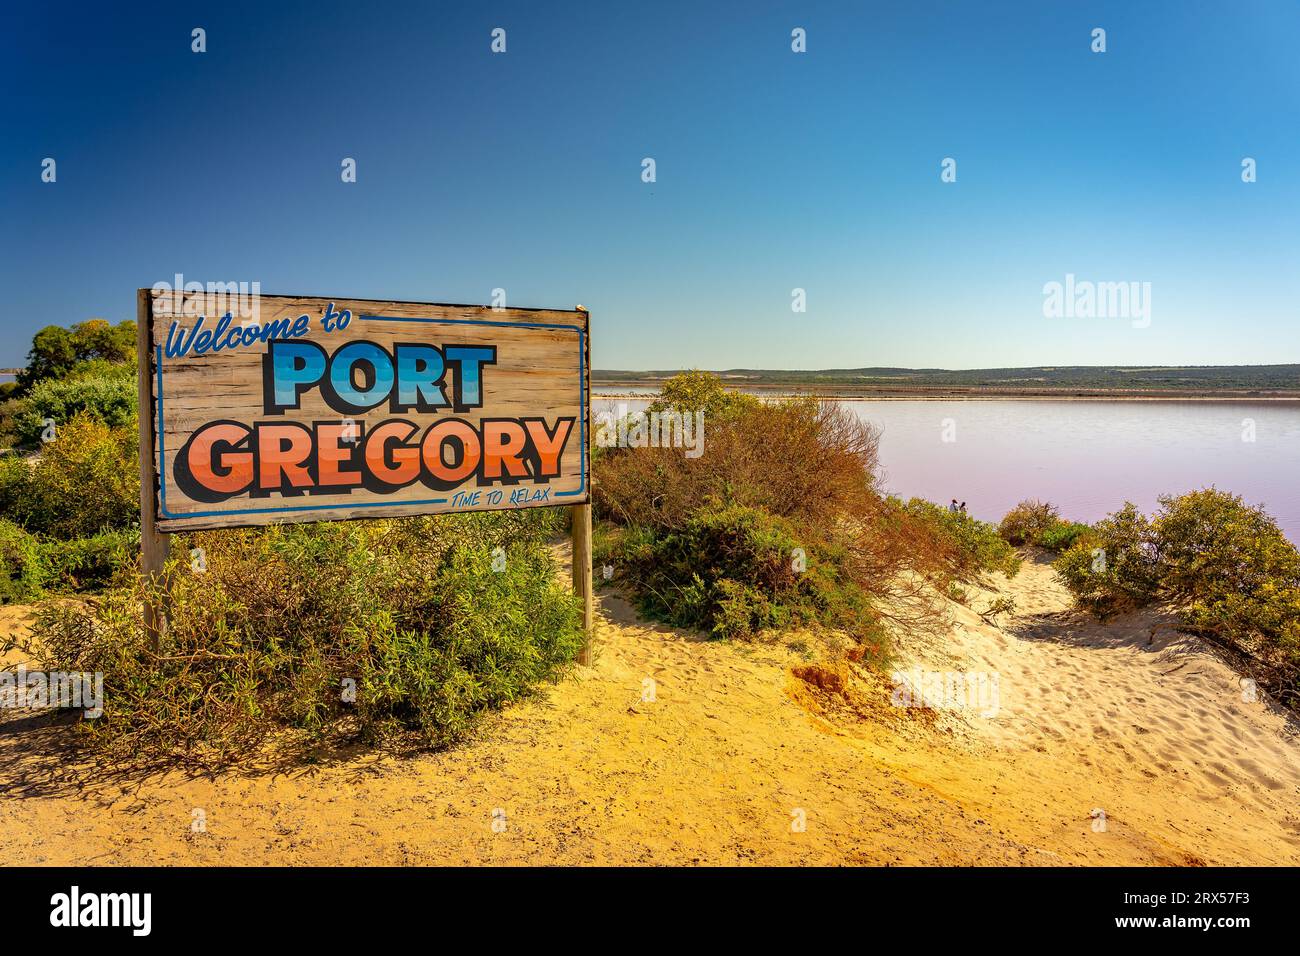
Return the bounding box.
[135,289,594,657]
[142,291,590,530]
[139,290,589,530]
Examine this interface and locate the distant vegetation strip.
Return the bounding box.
[593,365,1300,395]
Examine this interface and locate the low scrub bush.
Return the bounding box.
[1054,489,1300,704]
[1153,489,1296,601]
[0,520,137,603]
[999,499,1061,546]
[36,530,139,595]
[596,384,904,647]
[0,520,44,603]
[13,366,136,446]
[1037,521,1092,553]
[1153,490,1300,672]
[610,502,881,645]
[645,368,762,418]
[14,510,583,764]
[0,414,139,538]
[1053,503,1160,617]
[999,500,1090,552]
[597,394,881,534]
[896,498,1021,581]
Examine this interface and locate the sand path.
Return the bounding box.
[2,553,1299,866]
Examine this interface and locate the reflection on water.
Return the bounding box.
[594,396,1300,542]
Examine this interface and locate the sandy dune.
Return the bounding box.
[2,553,1299,866]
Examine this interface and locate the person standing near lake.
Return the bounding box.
[960,502,968,515]
[949,499,960,513]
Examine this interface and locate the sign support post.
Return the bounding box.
[136,289,170,651]
[572,303,594,665]
[571,502,593,665]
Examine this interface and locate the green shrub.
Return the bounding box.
[36,530,139,594]
[0,414,139,538]
[0,399,22,448]
[1037,521,1092,553]
[16,510,583,764]
[1054,491,1300,695]
[1153,489,1297,600]
[999,499,1061,546]
[0,412,140,598]
[0,520,136,603]
[645,369,761,417]
[14,366,136,446]
[897,497,1021,581]
[612,504,771,634]
[997,500,1089,552]
[1053,503,1159,618]
[0,519,44,603]
[1153,490,1300,669]
[607,502,883,646]
[595,380,905,651]
[15,319,135,393]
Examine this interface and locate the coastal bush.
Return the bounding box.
[1036,521,1092,553]
[0,520,44,603]
[0,414,139,538]
[13,365,136,446]
[36,529,139,595]
[0,400,22,449]
[597,394,880,535]
[1152,490,1296,601]
[596,373,971,649]
[1,319,136,446]
[1053,503,1159,617]
[645,368,761,417]
[14,510,583,764]
[0,414,140,599]
[998,499,1061,546]
[612,501,881,646]
[1055,490,1300,699]
[0,522,137,603]
[999,500,1090,552]
[15,319,135,393]
[596,383,899,642]
[1152,490,1300,673]
[897,498,1021,581]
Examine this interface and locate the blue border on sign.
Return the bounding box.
[156,314,588,520]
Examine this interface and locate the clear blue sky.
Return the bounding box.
[2,0,1297,370]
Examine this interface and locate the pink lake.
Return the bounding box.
[595,397,1300,543]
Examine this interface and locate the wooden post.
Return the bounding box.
[136,289,170,650]
[572,303,594,665]
[571,502,594,664]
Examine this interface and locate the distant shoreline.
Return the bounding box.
[592,364,1300,401]
[593,384,1300,403]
